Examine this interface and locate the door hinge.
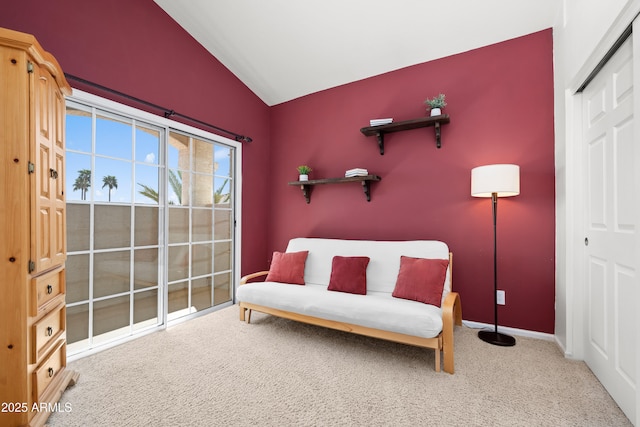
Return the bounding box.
[27,61,34,73]
[28,261,35,273]
[28,162,35,174]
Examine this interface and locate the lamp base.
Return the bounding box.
[478,330,516,347]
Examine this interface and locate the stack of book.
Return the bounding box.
[369,118,393,126]
[345,168,369,177]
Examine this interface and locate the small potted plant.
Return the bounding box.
[424,93,447,116]
[297,165,312,181]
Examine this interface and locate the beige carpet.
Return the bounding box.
[48,306,631,427]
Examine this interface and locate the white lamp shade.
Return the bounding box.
[471,164,520,197]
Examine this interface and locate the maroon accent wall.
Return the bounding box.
[1,4,555,333]
[270,30,555,333]
[0,0,271,275]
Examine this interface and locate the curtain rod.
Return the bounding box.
[63,73,253,143]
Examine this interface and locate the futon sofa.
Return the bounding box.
[236,238,462,373]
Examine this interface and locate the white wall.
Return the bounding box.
[553,0,639,357]
[558,0,634,86]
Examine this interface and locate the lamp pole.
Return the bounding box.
[478,192,516,346]
[492,192,499,334]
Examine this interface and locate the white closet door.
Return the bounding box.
[582,33,637,423]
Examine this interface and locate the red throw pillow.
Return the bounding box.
[327,256,370,295]
[392,256,449,307]
[265,251,309,285]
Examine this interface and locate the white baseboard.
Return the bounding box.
[462,320,555,341]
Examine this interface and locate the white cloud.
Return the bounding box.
[145,152,156,163]
[215,149,230,161]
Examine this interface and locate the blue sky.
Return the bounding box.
[65,111,232,205]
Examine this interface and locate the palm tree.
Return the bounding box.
[168,170,182,205]
[138,170,183,205]
[73,169,91,201]
[137,183,159,203]
[102,175,118,202]
[214,178,230,204]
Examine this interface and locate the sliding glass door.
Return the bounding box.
[65,95,238,357]
[166,131,234,320]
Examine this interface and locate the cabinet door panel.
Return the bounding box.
[36,69,51,141]
[32,66,66,270]
[54,206,65,262]
[53,87,66,263]
[32,68,52,272]
[54,88,64,152]
[35,141,52,269]
[38,142,51,199]
[37,206,51,267]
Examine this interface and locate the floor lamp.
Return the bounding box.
[471,164,520,346]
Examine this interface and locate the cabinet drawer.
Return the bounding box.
[32,303,66,363]
[33,340,66,402]
[31,266,65,316]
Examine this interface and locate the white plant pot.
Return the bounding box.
[299,174,309,181]
[430,108,442,117]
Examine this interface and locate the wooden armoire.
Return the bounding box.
[0,27,78,427]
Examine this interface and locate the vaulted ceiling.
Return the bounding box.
[154,1,561,106]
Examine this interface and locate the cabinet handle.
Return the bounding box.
[47,367,54,377]
[46,285,53,294]
[46,326,53,337]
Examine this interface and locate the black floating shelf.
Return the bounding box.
[288,175,381,204]
[360,115,450,154]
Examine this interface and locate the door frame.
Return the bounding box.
[635,23,640,427]
[565,13,640,426]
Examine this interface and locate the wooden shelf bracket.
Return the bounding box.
[374,132,385,155]
[361,180,372,201]
[435,121,442,148]
[299,184,311,204]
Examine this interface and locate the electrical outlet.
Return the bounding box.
[497,290,506,305]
